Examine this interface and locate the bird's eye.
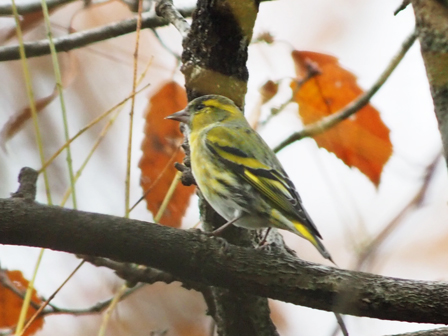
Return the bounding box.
[197,103,205,110]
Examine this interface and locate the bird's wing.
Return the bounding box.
[205,125,322,238]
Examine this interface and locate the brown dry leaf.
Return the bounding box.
[0,52,78,147]
[254,31,275,44]
[3,2,69,43]
[3,12,45,42]
[0,270,44,336]
[291,50,392,186]
[259,80,279,104]
[139,82,194,227]
[249,80,279,129]
[0,89,57,148]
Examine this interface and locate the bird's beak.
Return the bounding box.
[166,109,189,123]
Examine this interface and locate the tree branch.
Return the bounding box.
[0,8,194,62]
[0,0,76,15]
[44,283,145,316]
[1,197,448,324]
[155,0,190,39]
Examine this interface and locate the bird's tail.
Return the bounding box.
[292,221,334,264]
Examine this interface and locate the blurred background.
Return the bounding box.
[0,0,445,335]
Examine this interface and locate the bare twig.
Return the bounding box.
[124,0,143,217]
[150,28,181,60]
[0,8,194,62]
[83,256,179,285]
[83,256,209,295]
[155,0,190,38]
[0,264,143,319]
[394,0,411,15]
[0,0,75,15]
[334,313,348,336]
[38,82,150,173]
[354,152,442,271]
[18,260,85,336]
[273,29,417,153]
[0,269,41,310]
[43,283,145,316]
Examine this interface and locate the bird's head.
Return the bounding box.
[166,95,244,131]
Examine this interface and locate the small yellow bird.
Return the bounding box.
[167,95,332,262]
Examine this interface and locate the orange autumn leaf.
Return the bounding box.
[0,270,44,336]
[139,82,194,227]
[291,50,392,186]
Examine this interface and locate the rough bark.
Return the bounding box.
[181,0,259,107]
[1,197,448,325]
[180,0,277,334]
[411,0,448,164]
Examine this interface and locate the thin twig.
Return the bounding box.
[354,152,442,271]
[154,171,182,222]
[129,145,181,212]
[10,0,52,201]
[273,29,418,153]
[83,257,179,285]
[0,8,194,62]
[125,0,144,217]
[155,0,190,39]
[43,283,145,316]
[98,283,127,336]
[38,83,150,173]
[150,28,181,60]
[334,312,349,336]
[0,267,142,318]
[18,260,85,336]
[326,153,442,335]
[40,0,78,208]
[83,256,208,294]
[10,0,51,333]
[0,269,41,310]
[394,0,411,15]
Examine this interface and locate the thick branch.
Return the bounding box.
[1,198,448,324]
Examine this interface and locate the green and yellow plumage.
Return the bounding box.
[167,95,332,261]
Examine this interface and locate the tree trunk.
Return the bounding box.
[411,0,448,164]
